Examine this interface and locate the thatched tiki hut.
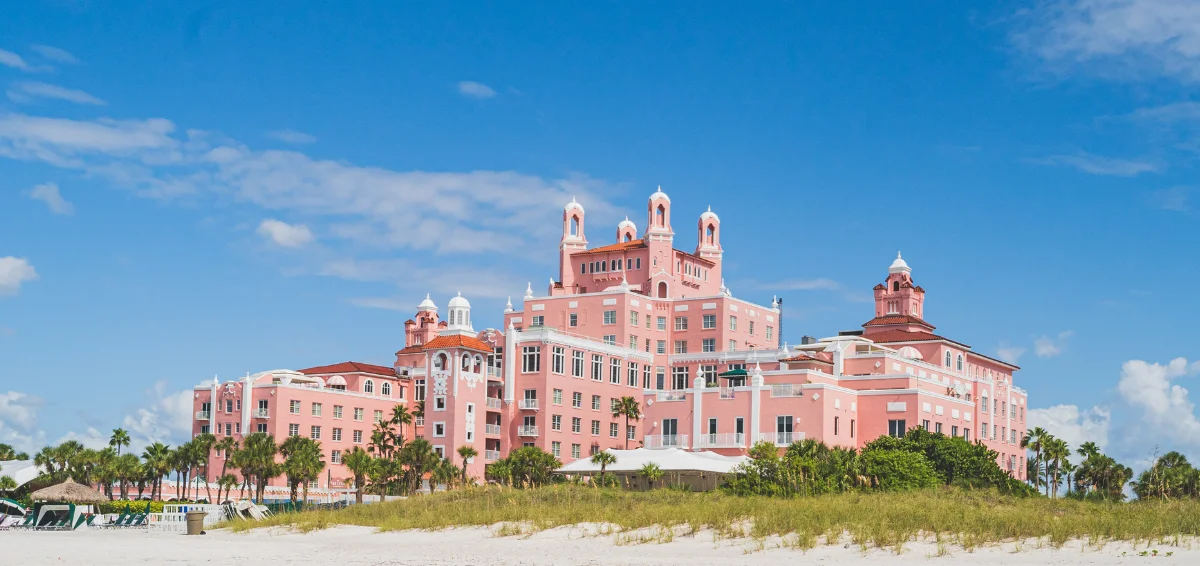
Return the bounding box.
[28,478,107,529]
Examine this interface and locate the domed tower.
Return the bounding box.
[695,206,722,259]
[404,293,440,347]
[645,186,673,243]
[873,252,927,319]
[444,292,474,335]
[559,197,588,287]
[616,217,637,243]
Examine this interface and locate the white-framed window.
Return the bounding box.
[551,441,561,457]
[702,314,716,329]
[381,382,391,396]
[522,346,541,373]
[569,313,578,327]
[981,395,989,413]
[656,317,666,331]
[591,395,601,410]
[671,367,688,390]
[610,422,619,437]
[656,340,666,354]
[571,443,581,458]
[591,354,603,380]
[675,316,688,331]
[289,400,301,414]
[729,339,737,352]
[674,340,688,354]
[956,354,964,371]
[630,311,639,326]
[552,414,562,431]
[591,420,601,435]
[749,321,755,335]
[729,316,737,331]
[551,346,565,374]
[311,402,322,417]
[603,310,617,325]
[531,315,545,326]
[553,388,563,404]
[353,430,363,443]
[701,364,717,387]
[766,326,773,340]
[257,423,268,433]
[434,445,445,457]
[434,396,446,411]
[629,334,638,350]
[610,358,621,384]
[603,335,616,345]
[332,428,342,441]
[572,392,582,408]
[571,417,582,433]
[288,423,299,437]
[627,361,638,387]
[331,450,342,464]
[945,351,952,367]
[353,407,364,421]
[572,350,584,377]
[364,379,375,394]
[702,338,716,353]
[433,422,446,437]
[333,405,343,419]
[373,410,384,423]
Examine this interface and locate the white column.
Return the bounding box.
[750,365,763,446]
[453,352,460,396]
[241,377,252,435]
[504,323,517,403]
[209,377,218,434]
[692,371,704,451]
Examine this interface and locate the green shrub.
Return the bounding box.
[859,450,939,490]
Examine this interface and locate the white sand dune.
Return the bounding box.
[5,525,1198,565]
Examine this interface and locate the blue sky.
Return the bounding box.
[1,1,1198,466]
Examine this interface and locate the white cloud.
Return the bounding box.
[0,391,42,430]
[7,81,106,105]
[1032,152,1160,176]
[1028,404,1112,451]
[257,219,315,248]
[0,114,178,168]
[996,344,1028,364]
[0,257,38,296]
[1014,0,1200,83]
[55,427,109,450]
[1117,357,1200,449]
[30,44,77,64]
[119,381,195,448]
[0,48,30,71]
[266,129,317,144]
[1035,330,1074,357]
[29,182,74,215]
[457,81,497,99]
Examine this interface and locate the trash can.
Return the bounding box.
[185,510,207,535]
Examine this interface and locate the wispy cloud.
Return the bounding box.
[323,257,527,301]
[0,48,31,71]
[1013,0,1200,83]
[1028,404,1111,451]
[457,81,497,99]
[1031,152,1160,176]
[266,129,317,144]
[996,344,1027,365]
[756,277,871,303]
[257,218,315,248]
[29,182,74,215]
[7,81,106,105]
[1034,330,1074,358]
[0,257,38,296]
[1149,186,1192,211]
[30,44,77,64]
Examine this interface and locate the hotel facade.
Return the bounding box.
[192,188,1028,489]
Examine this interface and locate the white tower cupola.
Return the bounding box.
[444,292,474,334]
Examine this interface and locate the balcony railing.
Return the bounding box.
[486,397,502,410]
[253,409,269,418]
[695,432,745,448]
[757,431,804,446]
[656,390,686,402]
[195,411,210,421]
[518,425,538,437]
[518,399,539,410]
[487,366,502,379]
[485,424,502,435]
[643,434,688,449]
[718,387,736,399]
[770,384,804,398]
[485,450,501,461]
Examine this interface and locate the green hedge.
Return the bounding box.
[96,501,180,514]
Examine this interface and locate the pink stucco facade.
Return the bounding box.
[192,188,1028,490]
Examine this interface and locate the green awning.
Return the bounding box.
[717,368,748,378]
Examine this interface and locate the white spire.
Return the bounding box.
[889,251,912,274]
[564,196,584,213]
[524,282,533,299]
[650,185,671,202]
[700,205,719,222]
[619,273,630,292]
[504,296,513,313]
[417,293,437,311]
[719,278,731,297]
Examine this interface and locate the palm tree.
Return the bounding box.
[280,436,326,504]
[0,475,16,493]
[341,447,376,504]
[238,433,281,503]
[369,423,395,459]
[638,462,663,490]
[0,443,28,461]
[142,443,173,501]
[1043,436,1070,498]
[391,405,413,445]
[192,433,217,502]
[213,437,239,502]
[1021,427,1048,493]
[109,428,131,457]
[456,445,478,486]
[590,450,617,487]
[398,439,438,494]
[611,397,641,450]
[114,453,142,500]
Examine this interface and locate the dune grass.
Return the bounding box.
[228,486,1200,551]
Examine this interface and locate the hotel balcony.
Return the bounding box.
[487,366,503,381]
[655,390,686,402]
[643,434,688,449]
[517,425,539,437]
[486,397,502,410]
[694,432,745,449]
[485,424,502,436]
[770,384,804,398]
[518,399,539,411]
[485,450,501,461]
[194,411,211,421]
[757,431,804,446]
[253,409,270,419]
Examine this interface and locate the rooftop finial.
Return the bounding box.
[525,282,533,298]
[897,251,902,259]
[504,296,513,313]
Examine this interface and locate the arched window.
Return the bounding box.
[624,233,632,242]
[611,260,618,271]
[706,225,714,244]
[656,205,665,226]
[462,354,472,370]
[364,379,375,394]
[474,355,483,373]
[945,351,952,367]
[657,281,668,298]
[434,353,447,370]
[893,280,900,292]
[956,355,963,372]
[381,382,391,396]
[570,216,579,236]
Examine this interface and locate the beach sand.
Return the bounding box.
[5,525,1198,565]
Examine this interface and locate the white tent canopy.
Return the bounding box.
[556,448,749,476]
[0,460,40,489]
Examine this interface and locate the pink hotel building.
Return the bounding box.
[192,188,1028,490]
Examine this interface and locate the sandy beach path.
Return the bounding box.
[5,525,1198,565]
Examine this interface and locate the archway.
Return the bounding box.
[657,281,668,298]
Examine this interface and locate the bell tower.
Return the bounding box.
[559,197,587,288]
[873,252,926,319]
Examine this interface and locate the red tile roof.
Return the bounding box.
[299,361,397,377]
[421,334,494,352]
[865,329,970,349]
[574,239,647,255]
[862,315,935,329]
[780,352,833,364]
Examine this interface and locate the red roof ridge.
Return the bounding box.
[862,314,935,330]
[299,361,397,377]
